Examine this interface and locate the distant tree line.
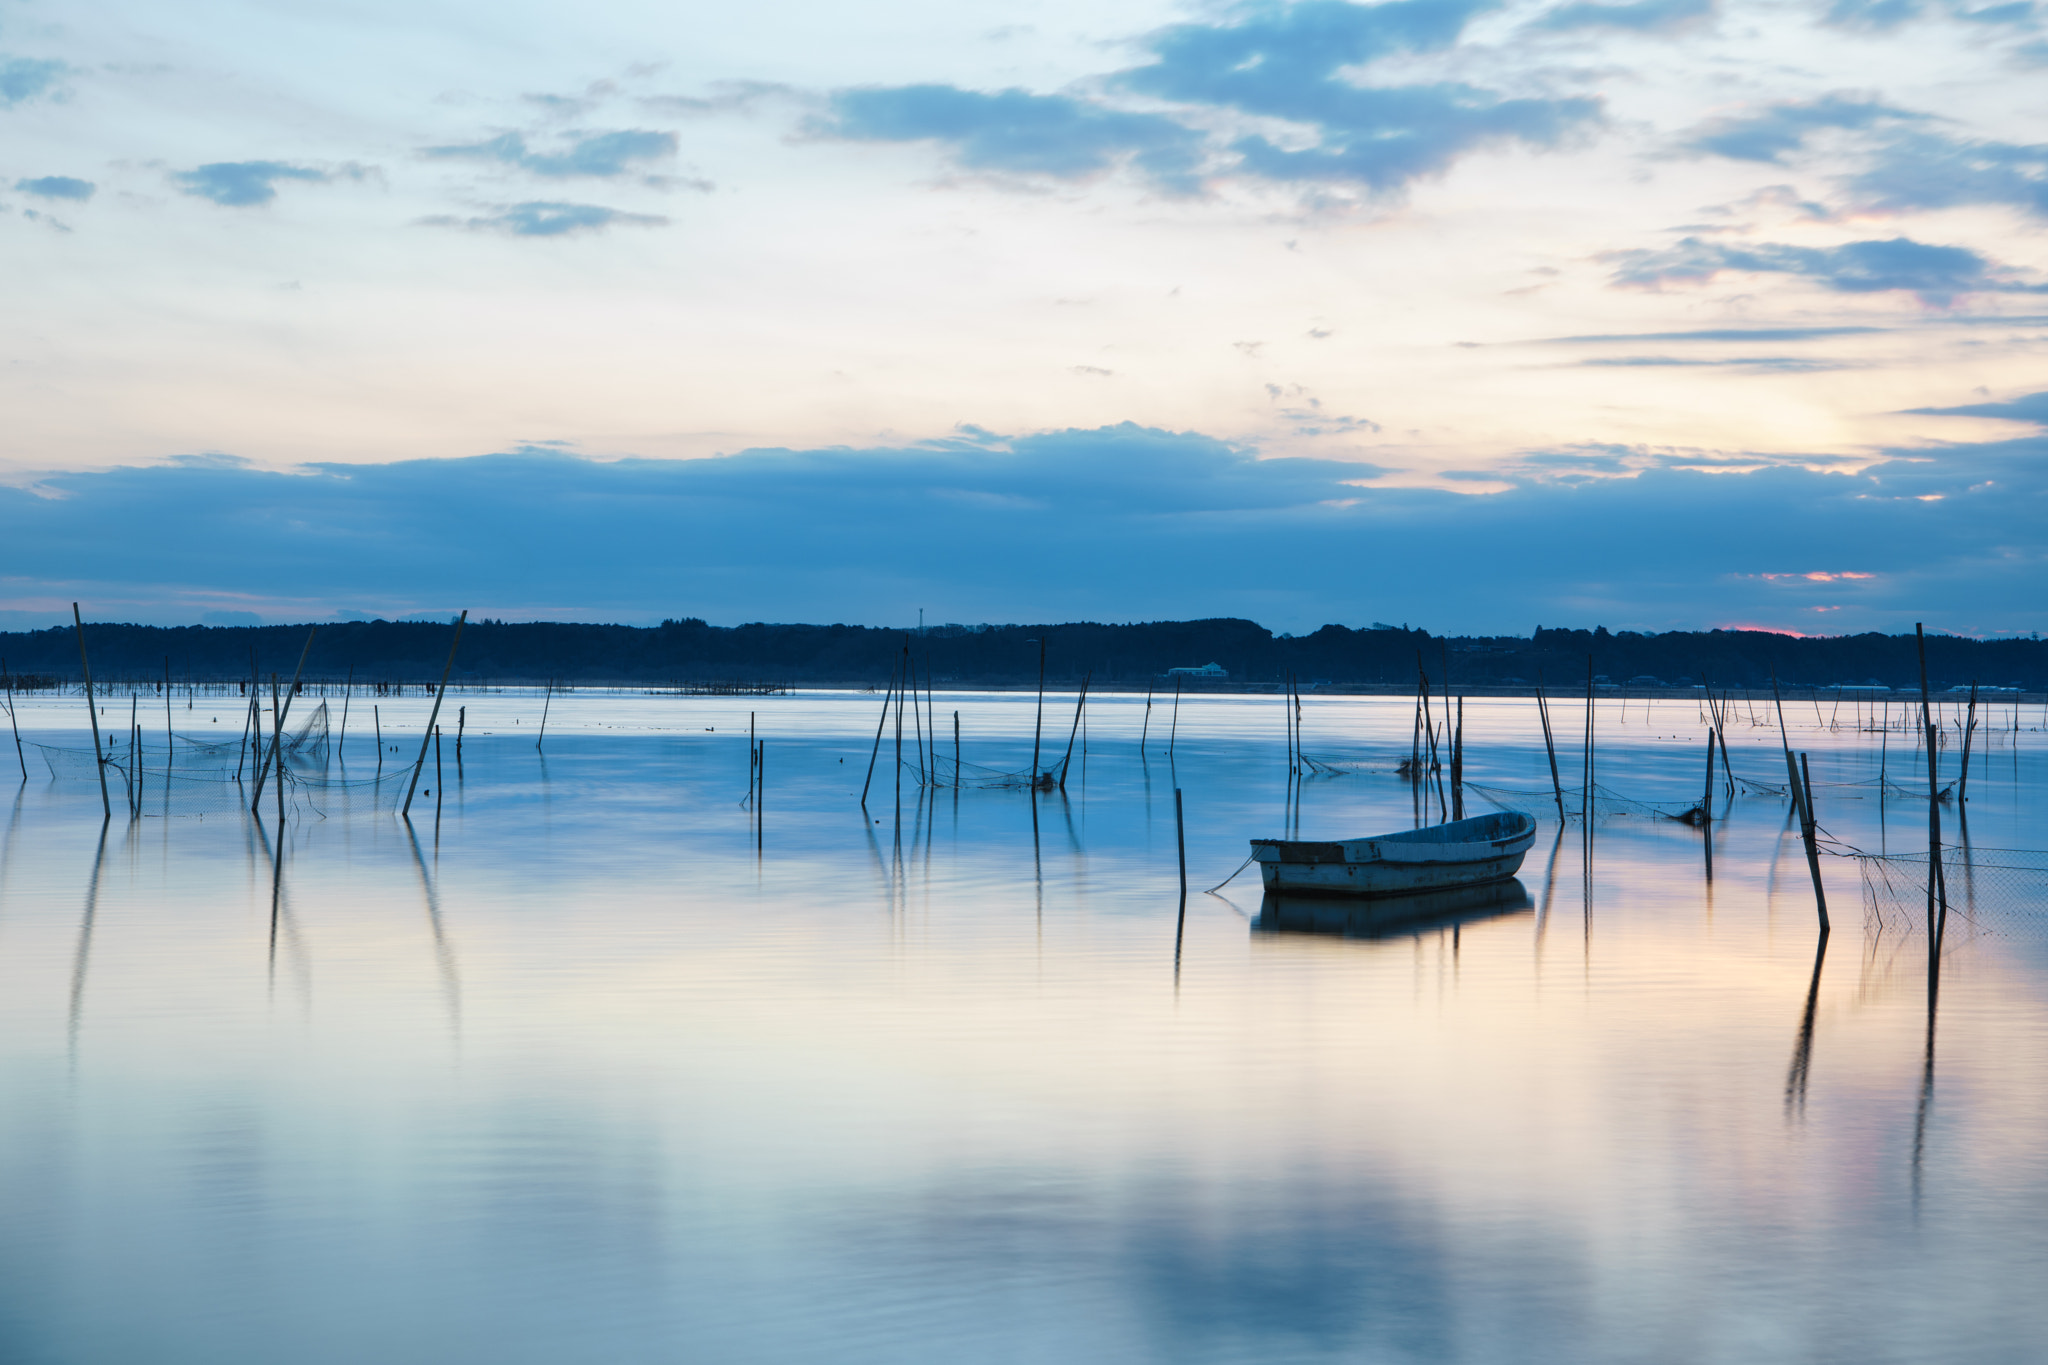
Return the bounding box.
[1,617,2043,692]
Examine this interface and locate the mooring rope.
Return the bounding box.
[1207,852,1256,893]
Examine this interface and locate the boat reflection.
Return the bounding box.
[1256,877,1533,940]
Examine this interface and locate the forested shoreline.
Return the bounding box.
[3,617,2043,693]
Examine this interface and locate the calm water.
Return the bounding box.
[2,688,2045,1364]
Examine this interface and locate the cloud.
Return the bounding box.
[7,417,2047,635]
[423,129,678,177]
[820,86,1206,189]
[818,2,1602,199]
[1532,0,1714,33]
[1602,235,2047,304]
[170,161,352,207]
[1118,0,1604,194]
[417,201,669,236]
[0,55,67,106]
[1683,93,1924,164]
[1540,326,1885,342]
[13,175,94,200]
[1821,0,1925,28]
[1571,355,1851,371]
[1905,390,2048,424]
[1845,130,2048,216]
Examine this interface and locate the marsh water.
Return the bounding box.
[2,688,2045,1364]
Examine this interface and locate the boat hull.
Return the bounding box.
[1250,811,1537,899]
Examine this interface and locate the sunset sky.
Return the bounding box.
[3,0,2045,634]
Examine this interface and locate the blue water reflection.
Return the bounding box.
[0,689,2045,1363]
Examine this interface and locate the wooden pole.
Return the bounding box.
[1916,625,1945,948]
[536,679,553,750]
[954,709,960,787]
[1056,670,1091,790]
[859,658,898,809]
[456,705,465,762]
[756,742,764,854]
[434,725,444,830]
[1798,751,1829,929]
[1451,696,1464,821]
[910,657,927,787]
[1536,677,1565,819]
[339,664,353,753]
[374,705,383,776]
[71,604,110,821]
[1702,727,1716,822]
[2,657,25,782]
[163,656,173,769]
[1583,660,1595,822]
[252,626,317,810]
[894,646,904,808]
[1957,682,1978,806]
[1168,675,1181,758]
[1031,637,1046,780]
[271,673,285,827]
[1140,682,1153,752]
[1174,787,1187,900]
[403,612,467,818]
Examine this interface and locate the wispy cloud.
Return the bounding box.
[13,175,94,200]
[1846,130,2048,216]
[1905,389,2048,424]
[1682,93,1924,163]
[1531,0,1715,34]
[170,161,360,207]
[417,201,669,236]
[816,0,1602,199]
[424,129,678,178]
[1118,0,1604,194]
[821,86,1205,189]
[0,55,68,107]
[1603,235,2047,305]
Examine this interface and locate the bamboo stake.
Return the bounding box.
[251,626,317,811]
[1702,727,1716,822]
[1031,637,1046,781]
[71,605,110,821]
[1168,675,1181,759]
[163,656,173,769]
[402,612,467,818]
[536,679,553,750]
[339,665,353,753]
[1536,676,1565,819]
[456,705,465,762]
[1916,625,1946,951]
[1451,695,1464,822]
[3,657,25,782]
[1057,670,1091,790]
[272,674,284,827]
[434,725,444,832]
[1957,682,1978,805]
[374,705,383,776]
[1140,682,1153,753]
[860,658,898,809]
[1799,751,1828,929]
[954,710,960,788]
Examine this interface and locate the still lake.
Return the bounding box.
[2,687,2045,1364]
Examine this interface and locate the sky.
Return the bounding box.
[1,0,2045,636]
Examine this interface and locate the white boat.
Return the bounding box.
[1250,811,1538,898]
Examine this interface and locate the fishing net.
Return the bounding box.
[29,697,419,820]
[1464,781,1710,823]
[1852,846,2048,938]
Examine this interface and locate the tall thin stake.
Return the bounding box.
[1057,670,1091,790]
[1031,638,1047,781]
[860,658,898,809]
[1536,676,1564,819]
[339,665,353,753]
[163,656,173,769]
[536,679,553,750]
[252,626,317,811]
[71,604,110,821]
[403,611,467,818]
[1141,682,1153,753]
[2,657,25,782]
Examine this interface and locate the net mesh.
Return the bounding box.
[31,699,415,819]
